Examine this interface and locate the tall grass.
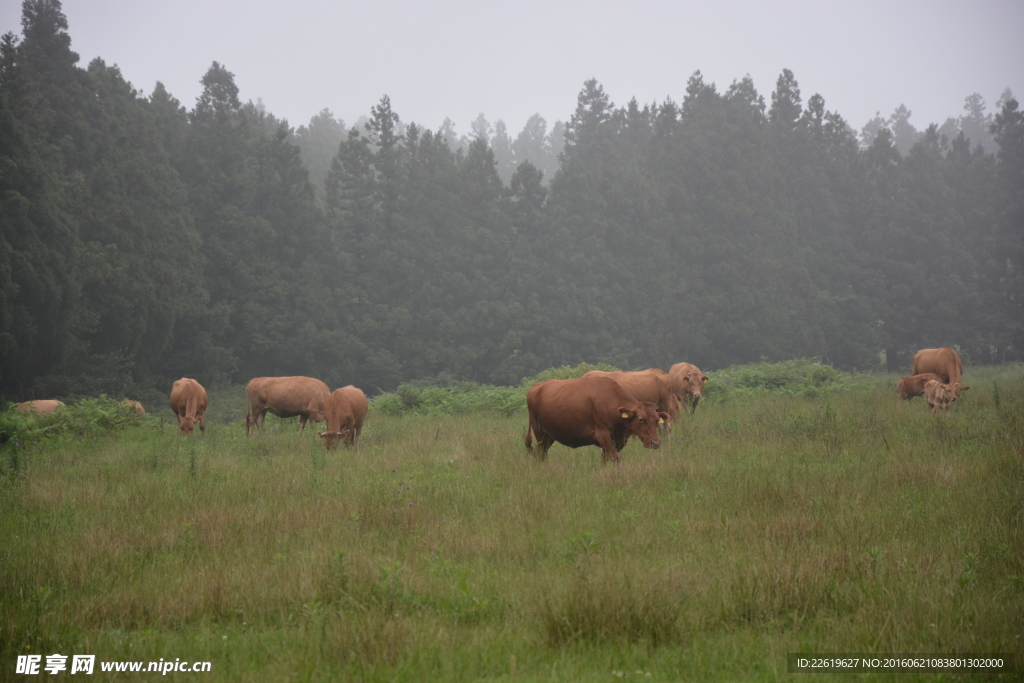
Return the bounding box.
[1,365,1021,681]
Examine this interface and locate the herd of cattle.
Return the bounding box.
[164,376,369,451]
[12,348,967,461]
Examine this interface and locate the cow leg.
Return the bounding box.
[199,412,206,436]
[690,396,700,414]
[536,435,552,461]
[255,410,267,435]
[298,414,308,434]
[596,430,620,463]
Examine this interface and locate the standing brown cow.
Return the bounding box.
[912,347,963,385]
[582,368,680,427]
[246,376,330,436]
[896,373,942,400]
[668,363,709,414]
[524,376,668,463]
[169,378,208,436]
[16,400,65,414]
[318,385,368,450]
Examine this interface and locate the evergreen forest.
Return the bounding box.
[1,0,1022,403]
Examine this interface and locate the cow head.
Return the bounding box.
[179,416,196,436]
[318,428,351,450]
[689,373,709,398]
[896,376,911,400]
[620,402,664,449]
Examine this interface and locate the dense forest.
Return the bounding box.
[1,0,1021,403]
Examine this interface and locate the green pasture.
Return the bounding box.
[1,365,1022,681]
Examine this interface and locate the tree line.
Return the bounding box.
[1,0,1021,404]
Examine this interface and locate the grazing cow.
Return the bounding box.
[15,400,65,414]
[668,363,709,414]
[169,378,208,436]
[246,376,330,436]
[318,385,368,450]
[122,400,146,415]
[924,379,968,416]
[912,347,963,385]
[524,376,668,463]
[582,368,680,428]
[896,373,942,401]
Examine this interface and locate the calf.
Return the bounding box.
[896,373,941,400]
[924,380,968,416]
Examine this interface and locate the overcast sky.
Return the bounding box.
[2,0,1022,138]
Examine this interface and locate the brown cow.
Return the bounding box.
[524,376,668,463]
[122,400,146,415]
[668,363,709,414]
[896,373,942,401]
[246,376,330,436]
[318,385,368,450]
[583,368,680,427]
[924,379,968,416]
[169,378,208,436]
[15,400,65,414]
[912,347,963,385]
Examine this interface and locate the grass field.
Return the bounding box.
[1,366,1022,681]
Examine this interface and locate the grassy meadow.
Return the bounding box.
[1,364,1022,681]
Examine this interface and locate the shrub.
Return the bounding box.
[372,383,525,417]
[372,363,624,417]
[0,396,146,449]
[705,359,850,402]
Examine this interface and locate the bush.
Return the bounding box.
[372,363,624,417]
[372,383,525,417]
[705,359,850,401]
[0,396,147,449]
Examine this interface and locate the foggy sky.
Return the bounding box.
[2,0,1022,139]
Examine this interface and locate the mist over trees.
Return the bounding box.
[1,0,1021,402]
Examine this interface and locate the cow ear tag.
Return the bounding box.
[658,418,665,424]
[621,411,630,418]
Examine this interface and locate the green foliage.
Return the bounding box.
[0,396,145,449]
[372,362,625,417]
[704,359,850,401]
[372,382,524,417]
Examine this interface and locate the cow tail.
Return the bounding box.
[524,420,534,451]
